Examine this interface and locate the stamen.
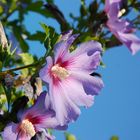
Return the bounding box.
[20,119,35,137]
[51,65,70,80]
[118,9,126,18]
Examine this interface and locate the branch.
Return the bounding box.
[44,3,69,31]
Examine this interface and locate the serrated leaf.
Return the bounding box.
[40,23,50,38]
[40,23,59,50]
[27,31,46,43]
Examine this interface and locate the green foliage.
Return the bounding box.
[19,53,34,65]
[65,133,76,140]
[27,31,46,43]
[0,44,15,68]
[0,61,2,71]
[40,23,59,52]
[19,53,35,76]
[111,136,119,140]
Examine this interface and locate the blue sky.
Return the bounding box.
[24,0,140,140]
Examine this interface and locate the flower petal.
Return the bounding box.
[117,32,140,55]
[35,116,67,131]
[39,56,53,84]
[105,0,140,55]
[54,33,79,63]
[60,30,73,41]
[2,123,18,140]
[49,79,81,125]
[19,92,67,131]
[71,71,104,95]
[107,19,131,33]
[17,132,31,140]
[20,92,55,123]
[61,77,94,107]
[67,41,102,73]
[105,0,121,19]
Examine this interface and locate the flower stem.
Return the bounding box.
[0,62,39,75]
[0,47,52,76]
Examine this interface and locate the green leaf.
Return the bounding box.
[19,53,34,65]
[26,1,43,11]
[9,0,18,13]
[48,26,59,46]
[0,61,2,71]
[89,1,98,14]
[40,23,50,38]
[19,53,34,77]
[25,1,53,19]
[9,21,29,52]
[46,0,54,3]
[40,23,59,51]
[80,0,87,16]
[111,136,119,140]
[65,133,76,140]
[27,31,46,43]
[0,6,3,14]
[0,44,15,67]
[0,84,5,95]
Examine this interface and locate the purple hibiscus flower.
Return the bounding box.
[2,92,67,140]
[105,0,140,55]
[39,30,104,125]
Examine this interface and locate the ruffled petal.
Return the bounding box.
[39,56,53,84]
[105,0,121,20]
[66,41,102,74]
[20,92,55,123]
[2,123,32,140]
[2,123,18,140]
[35,116,67,131]
[19,92,67,131]
[61,77,94,107]
[17,133,32,140]
[17,132,31,140]
[54,33,79,63]
[117,32,140,55]
[105,0,140,55]
[107,19,131,33]
[60,30,73,41]
[71,71,104,95]
[49,79,81,125]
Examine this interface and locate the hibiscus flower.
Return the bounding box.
[105,0,140,55]
[2,92,67,140]
[39,30,104,125]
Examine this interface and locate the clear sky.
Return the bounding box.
[24,0,140,140]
